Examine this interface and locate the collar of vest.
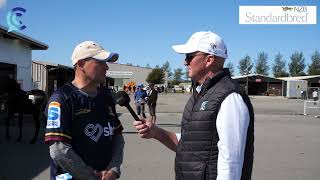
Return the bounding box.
[193,68,231,96]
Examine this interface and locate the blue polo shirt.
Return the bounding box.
[45,83,123,179]
[134,89,147,104]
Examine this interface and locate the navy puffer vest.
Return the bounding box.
[175,69,254,180]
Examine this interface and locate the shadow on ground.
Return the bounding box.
[0,144,49,180]
[0,114,49,180]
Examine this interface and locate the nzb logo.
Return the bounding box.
[6,7,27,32]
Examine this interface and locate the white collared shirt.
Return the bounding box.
[176,92,250,180]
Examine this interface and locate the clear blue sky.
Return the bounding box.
[0,0,319,75]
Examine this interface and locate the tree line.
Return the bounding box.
[144,50,320,86]
[233,50,320,77]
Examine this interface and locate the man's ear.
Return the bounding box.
[205,55,215,68]
[77,59,86,69]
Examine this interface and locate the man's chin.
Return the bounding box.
[189,73,194,79]
[93,79,105,85]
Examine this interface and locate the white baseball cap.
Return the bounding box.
[71,41,119,65]
[172,31,228,59]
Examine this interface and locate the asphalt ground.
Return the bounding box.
[0,93,320,180]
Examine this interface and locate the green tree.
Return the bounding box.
[238,55,253,75]
[272,53,289,77]
[308,50,320,75]
[289,51,306,76]
[145,64,151,68]
[161,61,173,80]
[146,68,165,84]
[225,61,234,76]
[184,67,190,81]
[255,52,269,75]
[172,68,183,85]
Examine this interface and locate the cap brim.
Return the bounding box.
[172,44,196,54]
[92,51,119,63]
[106,52,119,62]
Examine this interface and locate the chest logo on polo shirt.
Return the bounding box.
[75,109,91,116]
[200,101,208,111]
[84,122,114,142]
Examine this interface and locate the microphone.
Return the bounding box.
[115,91,141,121]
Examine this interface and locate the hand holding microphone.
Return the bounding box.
[115,91,141,121]
[115,91,156,139]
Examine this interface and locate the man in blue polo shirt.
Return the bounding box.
[134,84,147,119]
[45,41,124,180]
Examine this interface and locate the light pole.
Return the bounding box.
[246,67,249,95]
[246,73,249,94]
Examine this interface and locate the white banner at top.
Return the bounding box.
[239,6,317,24]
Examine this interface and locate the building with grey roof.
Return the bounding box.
[0,25,48,91]
[107,63,168,91]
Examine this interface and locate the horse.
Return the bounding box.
[1,78,47,144]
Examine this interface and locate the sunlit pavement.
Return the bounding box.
[1,94,320,180]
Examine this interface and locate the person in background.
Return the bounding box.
[134,84,147,118]
[147,83,158,124]
[161,86,164,93]
[312,89,318,105]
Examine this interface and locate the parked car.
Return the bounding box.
[173,85,184,93]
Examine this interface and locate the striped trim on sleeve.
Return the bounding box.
[45,132,72,144]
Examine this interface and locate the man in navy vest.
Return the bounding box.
[45,41,124,180]
[133,31,254,180]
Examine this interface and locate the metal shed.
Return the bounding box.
[232,74,284,96]
[32,61,74,96]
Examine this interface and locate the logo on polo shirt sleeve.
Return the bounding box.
[46,101,61,129]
